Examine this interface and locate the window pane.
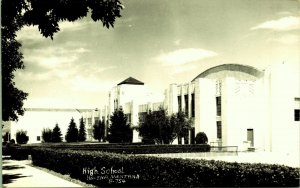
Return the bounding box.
[217,121,222,139]
[191,94,195,117]
[295,109,300,121]
[216,97,221,116]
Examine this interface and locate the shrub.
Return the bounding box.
[42,128,52,142]
[195,132,208,144]
[16,130,29,144]
[30,143,210,154]
[31,148,300,187]
[141,137,155,144]
[10,139,16,144]
[10,146,30,160]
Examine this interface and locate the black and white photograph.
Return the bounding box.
[1,0,300,187]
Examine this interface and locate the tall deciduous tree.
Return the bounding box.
[65,117,78,142]
[78,117,86,142]
[171,111,192,144]
[1,0,123,121]
[108,107,132,143]
[139,108,176,144]
[52,123,62,142]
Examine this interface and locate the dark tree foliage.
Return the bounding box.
[65,117,78,142]
[93,119,105,142]
[108,107,132,143]
[42,128,53,142]
[78,117,86,142]
[2,132,11,142]
[1,0,123,121]
[139,108,176,144]
[171,111,192,144]
[52,123,62,142]
[2,38,28,121]
[195,132,208,144]
[16,130,29,144]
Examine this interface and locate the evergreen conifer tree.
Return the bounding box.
[52,123,62,142]
[93,119,106,142]
[65,118,78,142]
[78,117,86,142]
[108,107,132,143]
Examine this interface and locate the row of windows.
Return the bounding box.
[177,94,195,117]
[178,95,298,122]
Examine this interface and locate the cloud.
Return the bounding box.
[71,76,113,92]
[22,45,90,70]
[59,20,92,31]
[251,16,300,31]
[172,64,198,74]
[16,20,92,42]
[268,34,299,44]
[94,66,117,73]
[157,48,217,66]
[16,26,45,41]
[174,39,181,46]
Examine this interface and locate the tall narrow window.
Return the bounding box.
[138,112,147,124]
[178,96,182,112]
[217,121,222,139]
[94,117,99,125]
[126,114,131,125]
[295,109,300,121]
[37,136,40,141]
[247,129,254,147]
[87,118,92,128]
[191,93,195,117]
[184,94,188,116]
[216,96,221,116]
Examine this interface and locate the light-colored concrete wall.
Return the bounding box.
[194,78,216,143]
[168,84,178,115]
[222,78,264,150]
[265,63,300,154]
[10,109,82,143]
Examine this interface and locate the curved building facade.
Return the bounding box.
[165,63,299,153]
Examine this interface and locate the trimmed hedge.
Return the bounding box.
[22,143,211,154]
[10,146,30,160]
[31,148,300,187]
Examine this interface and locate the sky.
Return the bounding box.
[14,0,300,109]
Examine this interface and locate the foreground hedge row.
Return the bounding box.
[22,143,211,154]
[31,148,300,187]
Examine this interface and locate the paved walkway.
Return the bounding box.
[2,158,82,187]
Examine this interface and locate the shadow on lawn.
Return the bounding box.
[2,173,32,184]
[2,161,29,184]
[3,165,25,170]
